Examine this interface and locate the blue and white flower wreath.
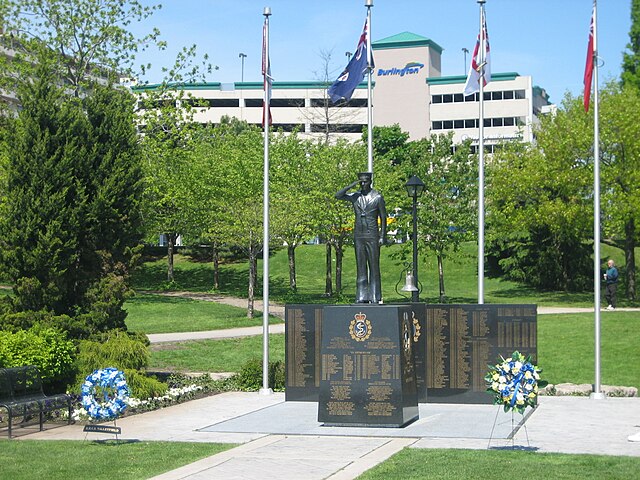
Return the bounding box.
[485,351,548,414]
[81,368,130,421]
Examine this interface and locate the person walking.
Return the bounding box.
[603,259,619,310]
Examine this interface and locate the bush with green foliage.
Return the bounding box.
[0,326,76,392]
[233,358,285,391]
[71,331,165,399]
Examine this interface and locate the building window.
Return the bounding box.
[432,94,443,104]
[443,120,453,129]
[503,90,514,100]
[465,119,477,128]
[245,99,263,107]
[515,90,526,99]
[491,91,503,101]
[432,121,443,130]
[504,117,515,126]
[454,120,464,129]
[492,117,503,127]
[443,94,454,103]
[273,123,305,132]
[454,93,464,103]
[310,124,365,133]
[270,98,305,107]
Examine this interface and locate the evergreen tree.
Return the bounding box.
[0,62,143,336]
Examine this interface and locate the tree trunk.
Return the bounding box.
[335,243,344,294]
[288,244,297,292]
[625,218,637,301]
[438,254,446,303]
[212,242,220,291]
[324,242,333,296]
[247,250,256,318]
[166,233,177,282]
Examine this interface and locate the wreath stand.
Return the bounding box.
[83,420,122,443]
[487,406,532,450]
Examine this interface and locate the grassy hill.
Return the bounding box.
[132,242,638,306]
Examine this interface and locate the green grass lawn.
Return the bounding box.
[149,333,285,373]
[0,440,235,480]
[147,312,640,390]
[125,293,281,334]
[132,243,638,306]
[356,448,640,480]
[538,311,640,388]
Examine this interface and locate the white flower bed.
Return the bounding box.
[70,384,204,421]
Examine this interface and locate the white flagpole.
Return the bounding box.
[261,6,273,396]
[366,0,374,174]
[591,0,604,400]
[478,0,486,304]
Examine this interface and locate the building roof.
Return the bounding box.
[373,32,443,54]
[426,72,521,85]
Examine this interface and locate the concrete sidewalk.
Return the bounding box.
[21,392,640,480]
[146,305,640,344]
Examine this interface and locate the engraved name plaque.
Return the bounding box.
[317,305,418,427]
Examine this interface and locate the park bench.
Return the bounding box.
[0,365,72,438]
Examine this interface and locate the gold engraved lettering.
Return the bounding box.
[331,385,352,401]
[426,307,448,389]
[326,401,355,416]
[343,354,354,381]
[367,384,393,402]
[321,354,340,381]
[364,402,396,417]
[449,307,470,389]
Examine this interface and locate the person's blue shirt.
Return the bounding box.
[605,266,619,284]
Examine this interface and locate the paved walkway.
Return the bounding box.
[21,392,640,479]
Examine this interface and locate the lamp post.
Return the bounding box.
[462,47,469,75]
[239,52,247,82]
[405,175,425,302]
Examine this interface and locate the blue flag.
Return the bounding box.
[328,21,371,103]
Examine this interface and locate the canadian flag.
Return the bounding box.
[463,9,491,97]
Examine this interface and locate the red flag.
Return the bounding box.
[262,21,273,127]
[583,6,595,112]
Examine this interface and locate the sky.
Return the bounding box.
[133,0,631,104]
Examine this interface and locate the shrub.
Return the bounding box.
[0,326,76,392]
[76,330,149,373]
[72,330,155,397]
[234,358,285,391]
[122,368,167,399]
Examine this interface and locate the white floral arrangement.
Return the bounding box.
[81,368,130,421]
[485,351,548,414]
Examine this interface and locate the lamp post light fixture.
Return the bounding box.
[462,47,469,75]
[239,52,247,82]
[345,51,353,61]
[405,175,425,302]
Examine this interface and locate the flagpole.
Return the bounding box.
[260,6,273,396]
[591,0,604,400]
[366,0,374,174]
[477,0,486,305]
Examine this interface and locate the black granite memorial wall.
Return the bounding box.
[285,303,537,404]
[317,305,419,427]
